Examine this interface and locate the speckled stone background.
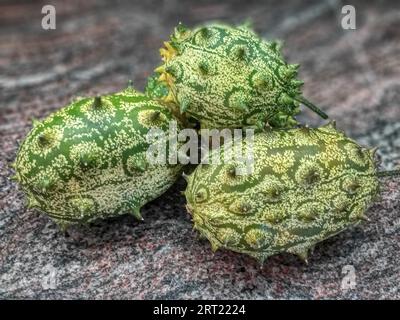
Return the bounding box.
[1,0,399,299]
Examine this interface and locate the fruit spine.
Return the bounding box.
[13,86,183,229]
[155,22,328,129]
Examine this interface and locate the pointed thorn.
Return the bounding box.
[234,46,247,61]
[176,22,188,34]
[210,241,219,252]
[154,65,166,74]
[149,111,161,122]
[295,250,309,264]
[164,41,175,52]
[131,207,144,221]
[200,27,211,39]
[73,96,85,103]
[27,196,40,209]
[360,215,371,222]
[292,79,304,87]
[158,73,167,82]
[92,96,102,109]
[291,63,300,70]
[258,256,266,267]
[284,69,296,79]
[254,80,266,90]
[38,133,51,148]
[197,232,207,240]
[32,118,41,127]
[270,41,282,52]
[37,178,53,193]
[180,99,190,113]
[369,147,379,158]
[198,61,209,75]
[279,93,294,106]
[159,48,169,61]
[227,166,237,177]
[55,220,70,233]
[233,100,248,112]
[165,65,177,77]
[164,91,175,104]
[238,19,254,31]
[240,202,251,214]
[132,156,148,172]
[185,204,193,216]
[163,91,175,103]
[182,172,189,182]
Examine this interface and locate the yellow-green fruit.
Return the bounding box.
[14,86,183,229]
[155,22,328,129]
[185,124,380,262]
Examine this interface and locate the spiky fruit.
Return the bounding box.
[13,86,183,229]
[185,123,383,262]
[155,22,328,129]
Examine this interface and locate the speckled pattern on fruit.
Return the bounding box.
[185,125,380,262]
[155,22,327,129]
[1,0,399,300]
[13,87,183,228]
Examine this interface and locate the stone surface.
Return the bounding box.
[0,0,399,299]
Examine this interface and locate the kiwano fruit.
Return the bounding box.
[13,86,183,230]
[155,22,328,129]
[184,123,398,262]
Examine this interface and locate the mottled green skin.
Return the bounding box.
[145,74,170,100]
[14,88,183,228]
[185,124,380,262]
[157,23,308,129]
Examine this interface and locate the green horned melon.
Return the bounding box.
[184,123,390,263]
[13,86,183,229]
[155,22,328,129]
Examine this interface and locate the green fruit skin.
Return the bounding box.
[14,87,183,228]
[157,23,305,129]
[145,74,170,100]
[185,124,380,262]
